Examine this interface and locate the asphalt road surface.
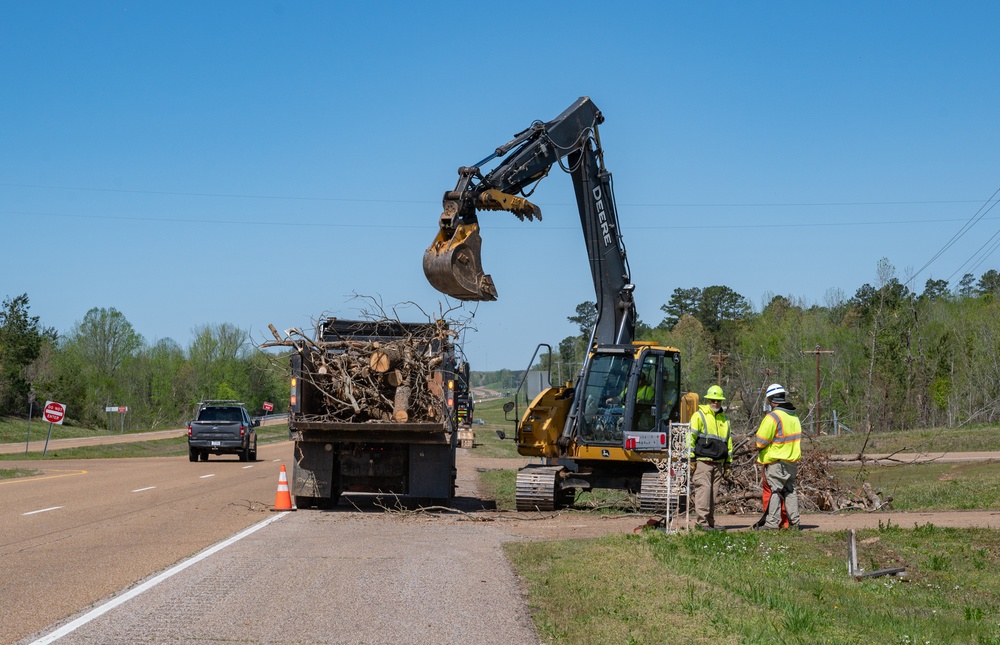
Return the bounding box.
[1,442,538,645]
[5,437,1000,644]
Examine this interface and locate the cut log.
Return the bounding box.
[862,482,883,510]
[385,369,405,388]
[393,384,411,422]
[426,375,443,399]
[370,347,404,373]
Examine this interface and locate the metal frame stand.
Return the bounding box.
[661,422,691,533]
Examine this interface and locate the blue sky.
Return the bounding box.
[3,2,999,372]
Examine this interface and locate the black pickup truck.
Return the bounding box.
[187,400,259,462]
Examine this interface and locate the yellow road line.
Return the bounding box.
[0,469,88,485]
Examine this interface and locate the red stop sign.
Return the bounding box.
[43,401,66,424]
[263,402,274,412]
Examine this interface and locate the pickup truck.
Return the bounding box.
[187,400,259,462]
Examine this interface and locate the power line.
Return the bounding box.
[909,187,1000,287]
[1,209,994,231]
[951,222,1000,281]
[1,182,996,209]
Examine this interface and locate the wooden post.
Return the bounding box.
[709,351,729,386]
[800,344,835,434]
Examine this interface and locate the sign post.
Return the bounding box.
[105,406,128,433]
[42,401,66,458]
[25,389,36,456]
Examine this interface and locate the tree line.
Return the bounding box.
[532,260,1000,434]
[0,295,286,430]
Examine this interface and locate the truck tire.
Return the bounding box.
[249,437,257,461]
[200,450,209,461]
[239,444,249,462]
[188,447,198,462]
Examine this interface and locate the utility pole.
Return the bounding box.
[709,351,729,386]
[800,344,835,434]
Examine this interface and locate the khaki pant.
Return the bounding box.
[763,460,799,529]
[692,460,724,528]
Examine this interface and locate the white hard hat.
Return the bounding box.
[765,383,786,400]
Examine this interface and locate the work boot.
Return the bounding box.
[751,524,778,531]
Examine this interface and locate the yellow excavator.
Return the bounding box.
[424,97,696,511]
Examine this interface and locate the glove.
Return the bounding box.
[690,461,697,475]
[723,464,731,477]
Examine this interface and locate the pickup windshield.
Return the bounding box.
[198,408,243,423]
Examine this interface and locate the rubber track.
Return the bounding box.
[515,466,562,512]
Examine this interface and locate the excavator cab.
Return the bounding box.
[575,348,682,446]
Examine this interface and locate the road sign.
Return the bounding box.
[118,406,128,413]
[43,401,66,425]
[263,401,274,412]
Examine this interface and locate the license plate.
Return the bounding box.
[211,441,221,446]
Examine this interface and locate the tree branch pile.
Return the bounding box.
[716,434,890,514]
[262,319,453,424]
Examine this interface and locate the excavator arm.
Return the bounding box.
[423,96,636,346]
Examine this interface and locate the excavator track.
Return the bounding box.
[515,465,565,512]
[639,471,673,514]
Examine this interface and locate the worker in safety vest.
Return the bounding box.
[753,383,802,531]
[688,385,732,531]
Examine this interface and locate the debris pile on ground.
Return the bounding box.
[717,434,890,514]
[262,319,454,423]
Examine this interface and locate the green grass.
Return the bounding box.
[507,525,1000,645]
[840,461,1000,511]
[479,469,517,509]
[464,398,522,459]
[0,423,290,461]
[0,467,39,480]
[0,415,137,444]
[479,468,644,513]
[810,424,1000,455]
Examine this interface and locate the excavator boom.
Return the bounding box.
[422,97,630,333]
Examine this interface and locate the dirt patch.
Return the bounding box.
[456,452,1000,539]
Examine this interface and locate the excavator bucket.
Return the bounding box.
[423,221,498,301]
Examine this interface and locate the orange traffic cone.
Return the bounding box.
[272,464,295,511]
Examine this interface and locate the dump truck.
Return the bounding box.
[269,318,461,509]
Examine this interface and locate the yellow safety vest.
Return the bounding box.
[688,404,732,462]
[755,408,802,464]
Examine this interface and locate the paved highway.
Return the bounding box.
[1,442,292,644]
[2,442,539,644]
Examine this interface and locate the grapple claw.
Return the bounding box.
[423,221,498,301]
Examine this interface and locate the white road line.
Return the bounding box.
[198,474,215,479]
[131,486,156,493]
[23,506,63,516]
[242,465,253,469]
[29,512,290,644]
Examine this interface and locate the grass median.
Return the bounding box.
[507,523,1000,644]
[0,423,290,465]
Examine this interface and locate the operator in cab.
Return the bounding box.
[688,385,732,531]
